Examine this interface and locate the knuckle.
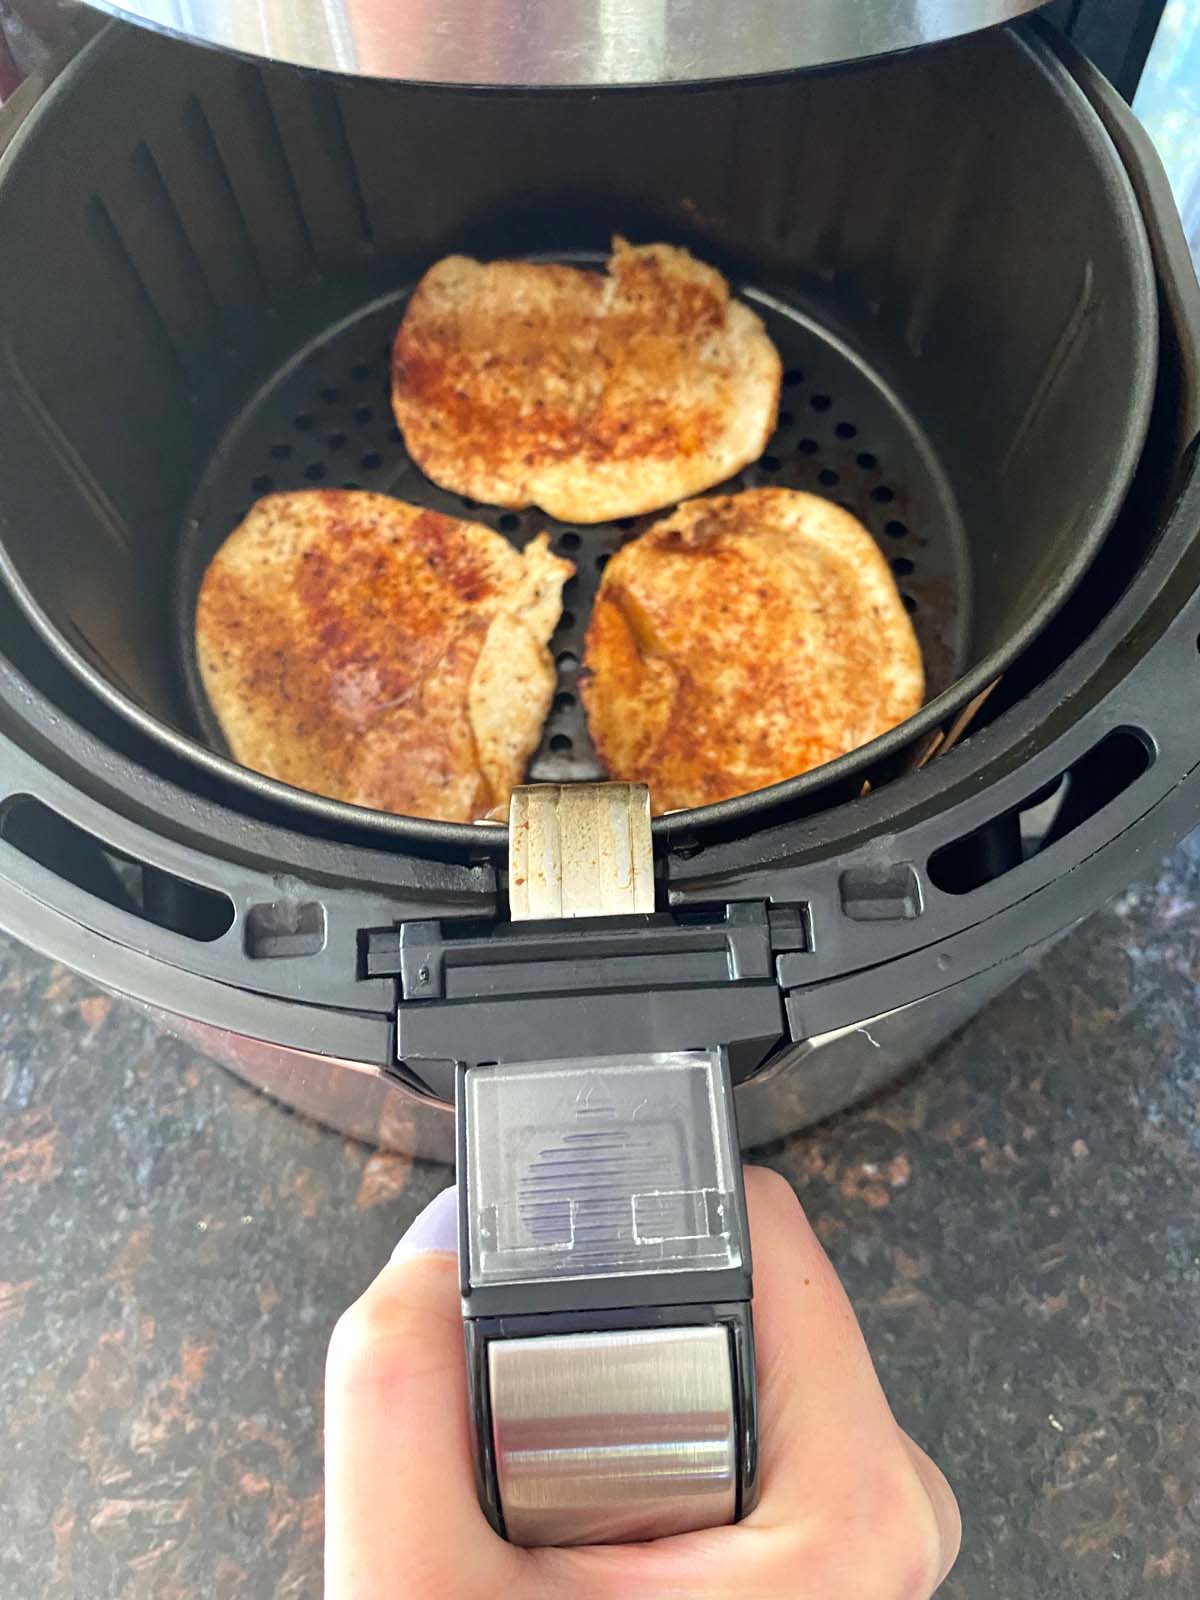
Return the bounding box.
[794,1455,945,1600]
[867,1457,945,1599]
[326,1282,459,1394]
[745,1166,808,1234]
[326,1294,381,1380]
[746,1165,800,1210]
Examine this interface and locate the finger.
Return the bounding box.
[745,1167,958,1589]
[901,1432,962,1589]
[324,1187,525,1600]
[746,1166,912,1509]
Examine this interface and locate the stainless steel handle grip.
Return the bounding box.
[489,1325,738,1546]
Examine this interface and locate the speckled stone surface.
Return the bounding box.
[1,831,1198,1598]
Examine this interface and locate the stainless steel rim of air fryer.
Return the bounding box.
[75,0,1048,86]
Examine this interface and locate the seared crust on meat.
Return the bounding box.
[391,238,782,523]
[195,491,572,822]
[581,488,924,812]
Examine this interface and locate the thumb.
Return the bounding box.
[324,1186,522,1600]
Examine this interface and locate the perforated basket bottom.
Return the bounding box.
[176,268,969,789]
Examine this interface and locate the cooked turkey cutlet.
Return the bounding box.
[581,488,924,813]
[391,238,782,523]
[195,491,573,823]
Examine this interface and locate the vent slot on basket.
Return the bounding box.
[927,727,1153,896]
[244,898,326,959]
[839,862,923,921]
[0,796,234,942]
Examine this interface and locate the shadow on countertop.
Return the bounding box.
[1,830,1198,1599]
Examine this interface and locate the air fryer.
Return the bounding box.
[1,0,1198,1549]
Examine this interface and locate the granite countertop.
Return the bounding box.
[1,831,1198,1598]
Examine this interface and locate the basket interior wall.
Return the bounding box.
[0,24,1150,791]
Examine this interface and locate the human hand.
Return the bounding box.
[325,1166,960,1598]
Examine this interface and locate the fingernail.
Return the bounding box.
[390,1184,458,1263]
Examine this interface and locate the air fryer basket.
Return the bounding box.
[0,20,1156,842]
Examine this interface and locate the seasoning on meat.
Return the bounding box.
[581,488,924,812]
[195,491,573,822]
[391,238,782,523]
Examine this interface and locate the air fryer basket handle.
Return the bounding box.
[458,1047,758,1546]
[442,787,761,1546]
[1037,18,1200,464]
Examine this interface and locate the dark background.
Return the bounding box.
[1,830,1197,1598]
